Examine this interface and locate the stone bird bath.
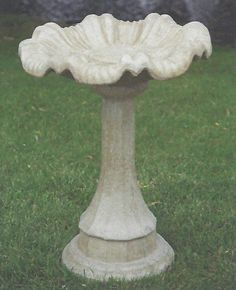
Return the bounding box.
[19,13,212,281]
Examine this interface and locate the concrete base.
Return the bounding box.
[62,233,174,281]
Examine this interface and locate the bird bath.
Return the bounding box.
[19,13,212,281]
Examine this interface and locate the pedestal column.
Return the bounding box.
[79,94,156,240]
[62,80,174,280]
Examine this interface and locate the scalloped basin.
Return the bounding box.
[19,13,212,85]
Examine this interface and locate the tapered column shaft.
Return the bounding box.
[100,95,135,190]
[79,95,156,240]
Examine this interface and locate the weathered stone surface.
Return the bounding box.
[19,14,211,280]
[19,14,212,84]
[61,91,175,280]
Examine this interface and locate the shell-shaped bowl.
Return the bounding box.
[19,13,212,85]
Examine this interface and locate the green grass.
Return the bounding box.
[0,15,236,290]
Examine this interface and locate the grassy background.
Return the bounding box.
[0,15,236,290]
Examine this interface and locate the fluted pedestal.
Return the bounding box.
[62,77,174,280]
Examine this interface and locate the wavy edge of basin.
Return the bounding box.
[19,13,212,85]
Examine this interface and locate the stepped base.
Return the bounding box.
[62,233,174,281]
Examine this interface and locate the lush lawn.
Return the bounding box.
[0,15,236,290]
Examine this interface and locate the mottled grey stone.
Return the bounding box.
[20,0,91,22]
[1,0,235,45]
